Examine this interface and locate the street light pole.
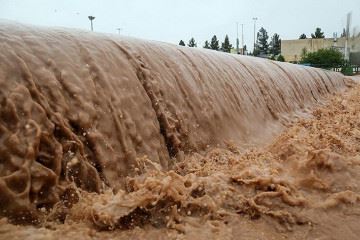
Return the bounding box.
[117,28,122,35]
[252,17,258,53]
[88,16,95,31]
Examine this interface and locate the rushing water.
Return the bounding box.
[0,21,347,226]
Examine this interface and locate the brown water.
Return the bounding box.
[1,21,359,239]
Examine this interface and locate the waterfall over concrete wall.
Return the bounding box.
[0,21,346,221]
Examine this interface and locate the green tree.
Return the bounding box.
[269,33,281,55]
[179,40,185,46]
[311,27,325,38]
[301,48,344,69]
[221,35,232,53]
[210,35,219,50]
[340,28,347,38]
[253,48,260,56]
[203,40,210,49]
[188,37,197,47]
[299,33,307,39]
[256,27,269,54]
[243,45,247,54]
[277,55,285,62]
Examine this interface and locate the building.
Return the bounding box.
[281,37,360,64]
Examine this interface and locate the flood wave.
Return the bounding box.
[0,21,347,226]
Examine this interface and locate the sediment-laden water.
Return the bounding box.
[1,21,358,239]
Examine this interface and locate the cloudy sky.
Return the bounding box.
[0,0,359,50]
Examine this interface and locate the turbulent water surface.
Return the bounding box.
[1,22,359,239]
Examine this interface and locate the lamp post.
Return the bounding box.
[88,16,95,31]
[117,28,122,35]
[252,17,258,53]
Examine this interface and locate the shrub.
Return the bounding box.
[277,55,285,62]
[301,48,344,69]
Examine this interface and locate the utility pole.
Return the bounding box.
[88,16,95,31]
[117,28,123,35]
[252,17,258,53]
[241,23,244,54]
[344,12,351,61]
[236,22,245,54]
[236,22,239,54]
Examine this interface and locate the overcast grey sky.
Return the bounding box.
[0,0,359,50]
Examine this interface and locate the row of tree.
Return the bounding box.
[298,27,325,39]
[299,27,360,40]
[179,28,283,61]
[179,35,236,53]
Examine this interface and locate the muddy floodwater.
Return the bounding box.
[0,22,359,239]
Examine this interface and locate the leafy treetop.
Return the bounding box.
[311,28,325,38]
